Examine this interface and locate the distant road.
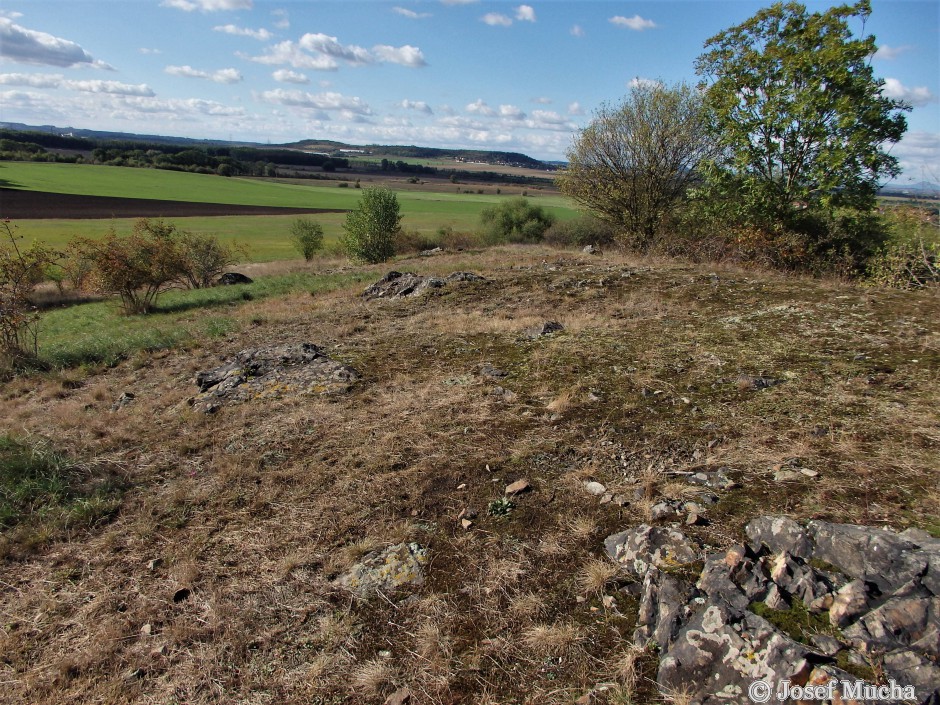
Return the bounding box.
[0,188,347,220]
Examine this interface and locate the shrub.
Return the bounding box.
[289,218,325,262]
[341,187,401,264]
[543,216,617,248]
[867,236,940,289]
[73,218,186,314]
[479,197,555,244]
[436,226,483,251]
[178,232,240,288]
[394,228,437,255]
[1,220,58,366]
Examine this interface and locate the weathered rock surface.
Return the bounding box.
[191,342,359,412]
[362,270,486,299]
[613,516,940,704]
[334,542,429,595]
[216,272,253,285]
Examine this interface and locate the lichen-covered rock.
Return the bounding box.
[604,524,699,577]
[335,542,429,595]
[634,565,698,648]
[746,516,813,559]
[192,342,359,412]
[362,270,487,299]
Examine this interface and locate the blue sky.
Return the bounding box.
[1,0,937,182]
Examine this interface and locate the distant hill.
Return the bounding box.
[879,180,940,198]
[0,122,552,171]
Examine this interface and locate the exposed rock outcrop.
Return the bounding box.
[334,542,429,596]
[191,342,359,412]
[606,517,940,704]
[362,270,487,299]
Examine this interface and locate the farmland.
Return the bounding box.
[0,162,578,260]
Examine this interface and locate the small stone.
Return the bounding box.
[602,595,616,609]
[457,483,467,490]
[461,519,473,530]
[800,468,819,478]
[384,687,412,705]
[612,494,630,507]
[505,479,531,496]
[146,558,162,571]
[774,470,802,482]
[378,650,392,658]
[599,493,613,505]
[810,634,843,657]
[829,580,870,628]
[686,513,703,526]
[583,481,607,496]
[650,502,677,520]
[140,623,152,636]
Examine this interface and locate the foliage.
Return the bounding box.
[557,82,716,251]
[479,197,555,244]
[177,231,240,288]
[394,228,437,254]
[0,220,59,367]
[543,215,618,248]
[289,218,325,261]
[866,207,940,288]
[72,219,187,314]
[341,187,402,263]
[694,0,908,219]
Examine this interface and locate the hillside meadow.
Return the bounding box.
[1,162,578,260]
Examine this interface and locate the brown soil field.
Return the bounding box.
[0,188,345,220]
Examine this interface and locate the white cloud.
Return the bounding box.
[530,109,568,125]
[567,101,584,116]
[628,77,663,89]
[891,131,940,182]
[882,77,935,107]
[65,79,155,96]
[0,10,23,19]
[515,5,536,22]
[499,104,525,120]
[441,0,478,4]
[610,15,657,31]
[873,44,912,61]
[165,65,243,84]
[239,41,338,71]
[271,9,289,29]
[213,24,273,41]
[373,44,427,67]
[570,24,584,38]
[482,13,513,27]
[139,47,162,55]
[532,96,552,104]
[0,18,110,69]
[0,72,63,88]
[259,88,373,115]
[299,33,372,66]
[466,98,495,116]
[393,7,431,19]
[272,69,308,84]
[401,99,433,114]
[160,0,251,12]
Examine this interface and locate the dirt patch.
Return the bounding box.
[0,187,346,220]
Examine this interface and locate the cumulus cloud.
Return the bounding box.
[570,24,584,38]
[567,102,584,115]
[213,24,273,41]
[401,99,432,114]
[160,0,252,12]
[873,44,912,60]
[165,65,243,84]
[272,68,308,84]
[515,5,536,22]
[373,44,427,67]
[0,72,63,88]
[393,7,431,19]
[882,77,935,107]
[499,104,525,120]
[628,77,663,89]
[891,131,940,181]
[466,98,495,116]
[610,15,657,31]
[271,9,289,29]
[0,18,110,69]
[482,13,512,27]
[299,33,372,66]
[240,41,338,71]
[259,88,373,115]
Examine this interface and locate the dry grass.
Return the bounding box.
[0,245,937,703]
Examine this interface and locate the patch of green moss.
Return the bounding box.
[748,598,840,644]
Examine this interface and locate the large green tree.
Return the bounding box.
[694,0,908,219]
[557,81,716,251]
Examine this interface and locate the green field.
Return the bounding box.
[2,162,579,260]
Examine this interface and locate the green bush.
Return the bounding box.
[341,187,401,263]
[867,237,940,289]
[289,218,325,262]
[479,197,555,244]
[543,216,617,248]
[394,229,437,255]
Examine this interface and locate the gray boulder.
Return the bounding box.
[604,524,699,577]
[334,542,429,596]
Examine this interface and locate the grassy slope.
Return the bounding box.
[3,162,578,259]
[6,248,936,703]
